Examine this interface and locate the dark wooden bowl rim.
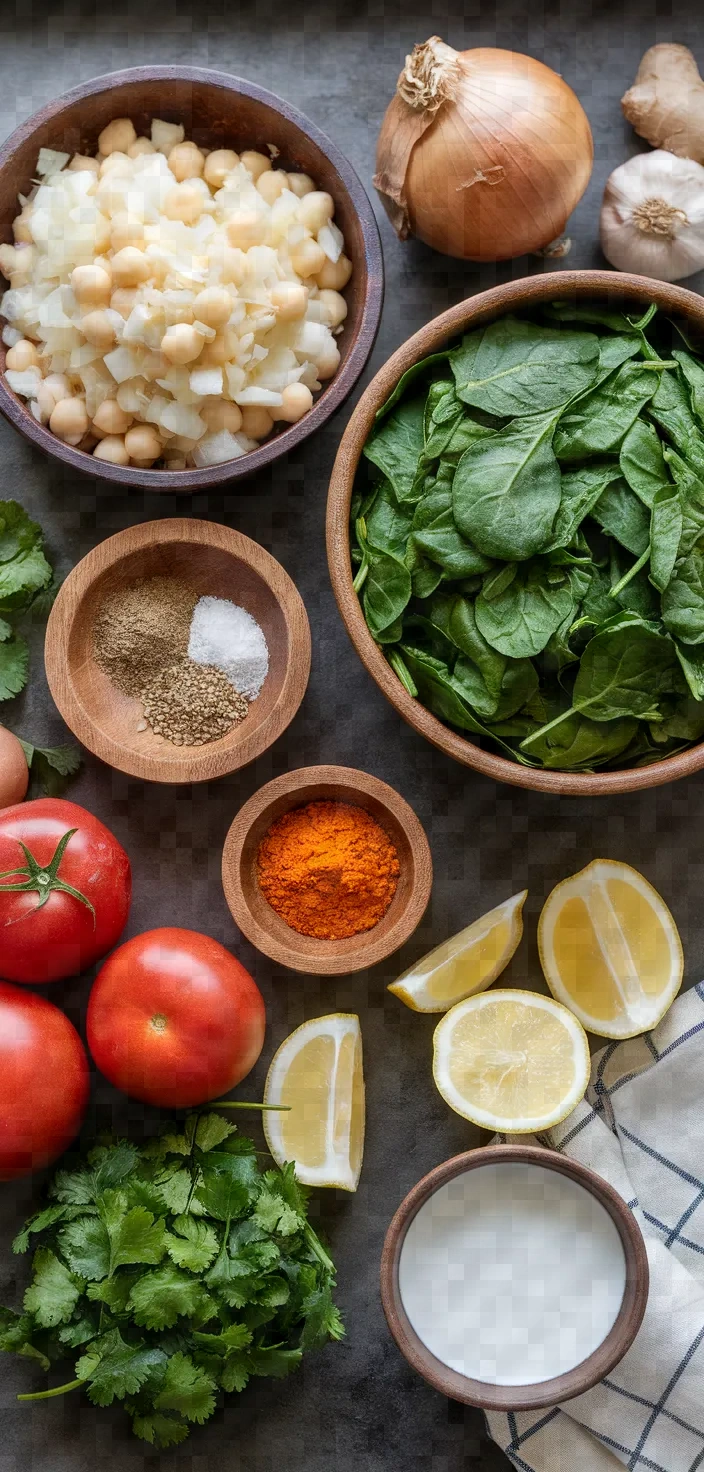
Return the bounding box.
[221,763,433,974]
[0,64,383,491]
[380,1143,649,1411]
[326,269,704,795]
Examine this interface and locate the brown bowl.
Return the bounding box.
[380,1144,649,1411]
[44,517,311,783]
[0,65,383,491]
[221,764,432,974]
[327,269,704,796]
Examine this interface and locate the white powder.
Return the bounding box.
[188,596,269,701]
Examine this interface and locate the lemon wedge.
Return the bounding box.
[538,859,683,1039]
[432,989,590,1133]
[263,1013,364,1191]
[388,890,527,1012]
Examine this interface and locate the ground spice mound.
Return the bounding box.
[141,658,249,745]
[257,800,400,940]
[93,576,197,696]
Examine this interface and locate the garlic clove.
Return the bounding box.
[600,149,704,282]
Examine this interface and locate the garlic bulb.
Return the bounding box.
[600,150,704,281]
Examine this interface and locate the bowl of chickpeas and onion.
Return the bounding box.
[0,66,383,489]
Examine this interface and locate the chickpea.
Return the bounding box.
[215,245,247,286]
[290,237,327,279]
[6,339,40,371]
[297,190,334,236]
[49,397,88,443]
[164,183,205,225]
[98,118,137,156]
[240,406,273,439]
[36,373,70,422]
[318,288,347,328]
[92,398,133,435]
[111,246,151,287]
[240,150,271,182]
[12,208,33,245]
[317,339,341,380]
[128,137,155,158]
[110,287,138,319]
[286,172,315,198]
[68,154,100,175]
[204,149,239,189]
[124,423,162,461]
[198,334,229,368]
[316,253,352,291]
[161,323,203,364]
[200,399,243,433]
[257,170,288,205]
[71,263,112,305]
[270,281,307,322]
[99,152,131,177]
[93,435,129,465]
[226,211,266,250]
[168,141,205,181]
[275,382,313,423]
[110,215,145,252]
[193,286,232,329]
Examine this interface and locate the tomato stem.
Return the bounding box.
[0,829,95,925]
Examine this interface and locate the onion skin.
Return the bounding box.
[375,45,593,262]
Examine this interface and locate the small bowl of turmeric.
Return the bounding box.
[221,764,433,974]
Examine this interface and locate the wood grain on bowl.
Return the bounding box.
[0,65,383,491]
[222,765,432,974]
[380,1143,649,1411]
[327,269,704,796]
[44,518,311,783]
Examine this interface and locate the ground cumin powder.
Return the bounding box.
[257,800,400,940]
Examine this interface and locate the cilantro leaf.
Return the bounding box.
[0,633,28,699]
[13,1204,83,1253]
[192,1323,252,1354]
[58,1217,110,1281]
[91,1142,141,1191]
[166,1217,219,1273]
[196,1171,250,1223]
[219,1351,250,1393]
[192,1114,236,1153]
[57,1315,100,1348]
[154,1351,217,1424]
[19,740,82,797]
[154,1166,194,1215]
[131,1411,190,1448]
[50,1167,97,1206]
[248,1346,303,1379]
[205,1247,256,1308]
[300,1285,345,1350]
[23,1248,81,1328]
[0,1308,50,1370]
[254,1190,304,1237]
[99,1197,167,1273]
[77,1329,167,1406]
[0,501,46,564]
[86,1271,142,1316]
[128,1265,214,1330]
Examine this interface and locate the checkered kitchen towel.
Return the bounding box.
[486,985,704,1472]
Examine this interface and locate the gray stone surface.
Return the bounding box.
[0,1,702,1467]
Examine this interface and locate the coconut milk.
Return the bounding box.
[398,1160,627,1386]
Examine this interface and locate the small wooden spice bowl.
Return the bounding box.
[0,65,383,491]
[221,765,433,974]
[380,1144,649,1412]
[327,269,704,795]
[44,518,311,784]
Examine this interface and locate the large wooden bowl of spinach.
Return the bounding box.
[326,271,704,794]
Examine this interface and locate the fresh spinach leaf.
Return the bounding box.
[453,410,561,561]
[363,395,426,503]
[364,482,413,556]
[592,478,651,557]
[649,367,704,476]
[619,418,671,507]
[554,361,659,462]
[546,463,623,550]
[450,318,599,417]
[650,485,683,593]
[375,352,450,421]
[475,561,574,658]
[662,547,704,644]
[673,348,704,426]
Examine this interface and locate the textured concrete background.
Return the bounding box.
[1,2,703,1468]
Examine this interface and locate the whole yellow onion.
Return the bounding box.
[374,38,593,261]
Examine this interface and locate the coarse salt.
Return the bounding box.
[188,596,269,701]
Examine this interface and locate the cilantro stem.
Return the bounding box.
[212,1102,291,1111]
[18,1378,85,1401]
[303,1223,335,1277]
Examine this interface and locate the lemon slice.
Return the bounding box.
[388,890,527,1012]
[263,1013,364,1191]
[432,989,590,1133]
[538,859,683,1040]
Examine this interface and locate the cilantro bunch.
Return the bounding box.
[0,1113,344,1448]
[0,499,54,701]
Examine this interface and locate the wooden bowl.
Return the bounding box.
[221,764,432,974]
[327,270,704,796]
[380,1144,649,1412]
[44,518,311,784]
[0,65,383,491]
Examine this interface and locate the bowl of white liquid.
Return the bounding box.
[380,1145,648,1411]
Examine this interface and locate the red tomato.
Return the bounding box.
[87,927,266,1108]
[0,981,89,1180]
[0,798,131,984]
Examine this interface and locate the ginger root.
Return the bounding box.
[622,44,704,163]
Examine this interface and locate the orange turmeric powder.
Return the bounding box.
[256,800,400,940]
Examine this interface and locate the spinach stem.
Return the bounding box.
[520,705,578,750]
[18,1378,84,1401]
[388,648,418,697]
[609,545,651,599]
[352,561,368,595]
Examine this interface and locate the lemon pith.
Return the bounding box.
[263,1013,364,1192]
